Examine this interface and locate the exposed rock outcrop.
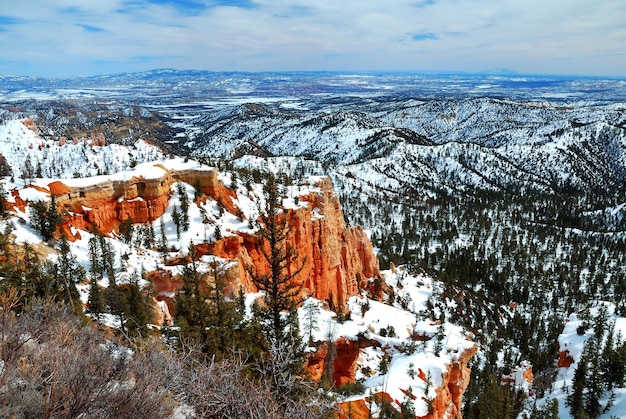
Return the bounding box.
[305,336,380,386]
[558,349,574,368]
[336,345,478,419]
[417,346,478,419]
[48,165,233,234]
[194,177,380,305]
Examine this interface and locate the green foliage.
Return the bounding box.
[334,381,365,396]
[248,174,306,346]
[29,195,62,241]
[87,276,105,320]
[124,271,155,338]
[176,183,190,231]
[175,244,211,350]
[172,205,181,239]
[119,216,134,244]
[0,182,8,217]
[54,234,85,313]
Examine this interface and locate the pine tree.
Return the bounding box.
[248,175,309,408]
[583,338,604,419]
[0,182,8,217]
[159,217,168,262]
[124,271,155,337]
[177,183,190,231]
[142,222,155,249]
[29,195,61,242]
[175,244,211,351]
[568,353,588,418]
[172,205,181,240]
[302,299,320,346]
[54,234,85,313]
[248,174,306,347]
[119,216,134,244]
[21,155,34,185]
[87,276,105,320]
[204,259,243,359]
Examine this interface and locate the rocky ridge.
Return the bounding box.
[6,154,476,418]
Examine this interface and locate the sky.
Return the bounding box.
[0,0,624,77]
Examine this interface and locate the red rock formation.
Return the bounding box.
[48,166,232,235]
[147,268,184,315]
[558,349,574,368]
[22,118,38,134]
[200,178,380,304]
[336,346,477,419]
[522,367,534,384]
[417,346,478,419]
[153,299,172,327]
[304,336,379,386]
[336,399,370,419]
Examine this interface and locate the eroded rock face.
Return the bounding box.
[335,345,478,419]
[418,345,478,419]
[558,349,574,368]
[305,336,380,386]
[202,177,380,305]
[49,166,232,234]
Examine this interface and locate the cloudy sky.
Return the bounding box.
[0,0,624,77]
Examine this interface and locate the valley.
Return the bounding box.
[1,70,626,418]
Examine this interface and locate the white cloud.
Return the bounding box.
[0,0,624,76]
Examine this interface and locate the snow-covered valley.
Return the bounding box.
[2,70,626,418]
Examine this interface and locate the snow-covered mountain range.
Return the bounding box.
[3,70,626,418]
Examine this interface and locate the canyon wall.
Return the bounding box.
[45,167,378,308]
[48,165,234,234]
[336,346,478,419]
[196,176,380,306]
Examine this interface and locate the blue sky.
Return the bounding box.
[0,0,624,77]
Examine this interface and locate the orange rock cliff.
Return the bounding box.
[48,165,235,235]
[36,167,477,419]
[45,168,378,306]
[337,346,478,419]
[193,176,380,305]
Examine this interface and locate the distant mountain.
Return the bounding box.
[184,97,626,198]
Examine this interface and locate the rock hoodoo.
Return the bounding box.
[47,163,234,234]
[196,176,380,305]
[419,345,478,419]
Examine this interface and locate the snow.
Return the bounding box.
[0,117,166,187]
[297,266,475,415]
[524,303,626,419]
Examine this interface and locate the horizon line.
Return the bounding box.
[1,68,625,80]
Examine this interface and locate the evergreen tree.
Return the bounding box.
[142,222,155,249]
[583,338,604,419]
[248,175,309,408]
[21,155,34,185]
[177,183,190,231]
[0,182,8,217]
[568,353,588,418]
[172,205,181,240]
[119,216,134,244]
[87,276,105,320]
[159,217,168,259]
[54,234,85,313]
[124,271,155,337]
[175,244,211,351]
[204,259,243,359]
[29,195,62,242]
[248,174,306,347]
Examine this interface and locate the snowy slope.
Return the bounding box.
[0,117,165,182]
